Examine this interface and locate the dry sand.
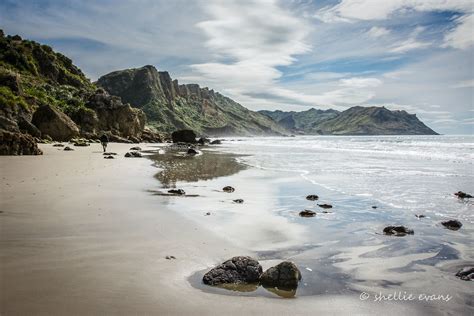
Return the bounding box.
[1,143,433,315]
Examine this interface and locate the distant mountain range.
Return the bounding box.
[96,65,286,136]
[260,106,438,135]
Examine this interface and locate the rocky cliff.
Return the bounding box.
[260,106,438,135]
[97,65,287,136]
[0,31,151,154]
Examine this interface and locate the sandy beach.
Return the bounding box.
[0,143,462,315]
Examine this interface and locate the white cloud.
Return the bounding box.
[315,0,473,22]
[339,77,382,88]
[389,26,431,53]
[367,26,391,38]
[443,14,474,50]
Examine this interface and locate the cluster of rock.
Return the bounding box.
[202,256,302,290]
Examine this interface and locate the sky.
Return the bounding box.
[1,0,473,134]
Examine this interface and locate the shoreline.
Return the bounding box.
[0,143,458,315]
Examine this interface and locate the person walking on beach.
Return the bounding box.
[100,134,109,152]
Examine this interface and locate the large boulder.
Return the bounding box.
[0,129,43,155]
[32,104,79,141]
[203,256,262,285]
[18,116,41,137]
[260,261,302,290]
[171,129,196,143]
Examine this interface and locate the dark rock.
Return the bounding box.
[441,220,462,231]
[233,199,244,204]
[187,148,199,155]
[140,129,162,143]
[18,116,41,137]
[299,210,316,217]
[455,267,474,281]
[202,256,262,286]
[383,226,414,236]
[130,146,141,151]
[318,204,332,209]
[210,139,222,145]
[260,261,302,290]
[53,143,64,147]
[125,151,142,158]
[0,129,43,155]
[205,212,211,216]
[372,206,378,209]
[306,194,319,201]
[223,186,235,193]
[63,146,74,151]
[415,214,426,218]
[171,129,196,143]
[103,152,117,155]
[168,189,185,195]
[165,255,176,260]
[454,191,472,199]
[198,137,210,145]
[32,104,80,141]
[104,155,114,159]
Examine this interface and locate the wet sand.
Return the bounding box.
[0,144,447,315]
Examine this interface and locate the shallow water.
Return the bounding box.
[148,136,473,312]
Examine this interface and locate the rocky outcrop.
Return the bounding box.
[171,129,196,143]
[97,65,288,136]
[32,104,80,141]
[260,261,302,290]
[203,256,262,285]
[260,106,438,135]
[0,129,42,155]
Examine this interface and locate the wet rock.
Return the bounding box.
[198,137,210,145]
[299,210,316,217]
[233,199,244,204]
[455,267,474,281]
[306,194,319,201]
[130,146,141,151]
[318,204,333,209]
[168,189,185,195]
[321,210,332,214]
[63,146,74,151]
[202,256,262,286]
[171,129,196,143]
[205,212,211,216]
[372,206,378,209]
[383,226,414,236]
[187,148,199,155]
[125,151,142,158]
[454,191,472,199]
[165,255,176,260]
[223,186,235,193]
[210,139,222,145]
[260,261,302,290]
[53,143,64,147]
[441,220,462,231]
[103,152,117,155]
[415,214,426,218]
[104,155,114,159]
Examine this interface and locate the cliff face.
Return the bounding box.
[260,106,438,135]
[97,65,288,136]
[0,31,149,154]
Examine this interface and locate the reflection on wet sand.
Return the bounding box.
[148,150,245,187]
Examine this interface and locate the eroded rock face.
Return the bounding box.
[0,130,43,155]
[171,129,196,143]
[32,104,79,141]
[260,261,302,290]
[203,256,262,286]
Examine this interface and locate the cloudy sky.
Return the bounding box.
[1,0,473,134]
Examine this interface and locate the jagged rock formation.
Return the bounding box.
[260,106,438,135]
[97,65,287,136]
[0,31,153,154]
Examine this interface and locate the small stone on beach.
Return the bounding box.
[306,194,319,201]
[104,155,114,159]
[454,191,472,199]
[441,220,462,231]
[383,226,414,236]
[130,146,141,151]
[168,189,185,195]
[455,267,474,281]
[233,199,244,204]
[372,206,377,209]
[63,146,74,151]
[223,186,235,193]
[415,214,425,218]
[318,204,332,209]
[299,210,316,217]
